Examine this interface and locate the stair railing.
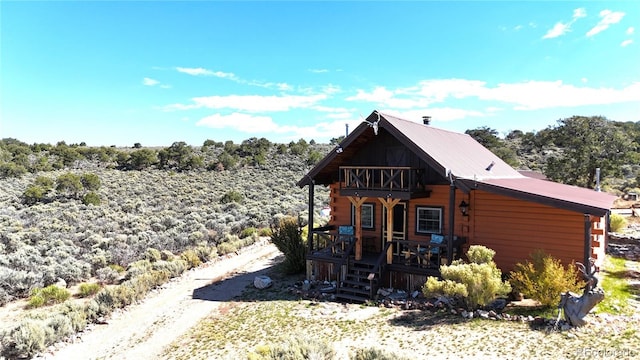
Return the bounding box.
[367,241,392,299]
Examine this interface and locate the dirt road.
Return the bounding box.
[39,240,282,360]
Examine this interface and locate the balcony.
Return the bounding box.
[339,166,431,199]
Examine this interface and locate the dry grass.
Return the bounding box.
[163,266,640,360]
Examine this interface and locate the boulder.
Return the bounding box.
[253,275,273,289]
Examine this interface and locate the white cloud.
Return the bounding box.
[586,10,625,37]
[143,77,160,86]
[621,39,633,47]
[542,8,586,39]
[176,67,213,76]
[195,113,359,142]
[347,79,640,114]
[309,69,329,73]
[627,27,635,35]
[542,23,569,39]
[165,94,327,113]
[573,8,587,19]
[196,113,278,133]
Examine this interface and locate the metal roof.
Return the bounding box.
[298,110,615,215]
[459,177,617,216]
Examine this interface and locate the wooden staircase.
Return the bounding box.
[336,259,376,303]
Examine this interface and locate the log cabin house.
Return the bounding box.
[297,111,617,302]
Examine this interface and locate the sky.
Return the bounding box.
[1,1,639,147]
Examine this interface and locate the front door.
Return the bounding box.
[382,202,407,255]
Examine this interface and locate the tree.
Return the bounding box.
[81,173,101,191]
[466,127,518,167]
[56,173,83,199]
[129,149,158,170]
[544,116,633,188]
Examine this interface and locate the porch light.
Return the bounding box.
[459,200,469,217]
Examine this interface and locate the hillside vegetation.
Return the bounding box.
[0,137,331,306]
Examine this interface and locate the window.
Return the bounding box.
[352,203,375,229]
[416,206,442,234]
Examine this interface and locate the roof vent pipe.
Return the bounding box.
[595,167,601,192]
[345,123,349,137]
[422,116,431,125]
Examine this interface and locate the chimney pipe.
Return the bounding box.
[595,168,601,192]
[422,116,431,125]
[345,123,349,137]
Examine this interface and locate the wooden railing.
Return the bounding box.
[392,239,447,269]
[339,166,424,193]
[367,241,392,298]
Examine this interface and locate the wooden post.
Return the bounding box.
[348,196,367,261]
[379,198,400,264]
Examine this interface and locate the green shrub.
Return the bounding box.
[96,266,122,284]
[220,190,243,204]
[609,213,627,233]
[59,302,88,331]
[82,191,101,206]
[217,241,238,255]
[466,245,495,264]
[152,259,188,278]
[509,250,585,307]
[28,285,71,308]
[270,216,306,274]
[144,247,162,262]
[259,228,272,237]
[181,249,202,269]
[249,336,335,360]
[2,320,48,359]
[241,227,258,238]
[78,282,102,297]
[422,245,511,310]
[94,288,116,315]
[194,245,217,262]
[160,250,175,261]
[352,348,411,360]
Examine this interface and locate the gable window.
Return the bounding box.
[416,206,442,234]
[352,203,375,229]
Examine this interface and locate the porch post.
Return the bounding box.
[348,196,367,261]
[447,181,455,264]
[379,198,401,264]
[307,180,314,253]
[584,214,592,275]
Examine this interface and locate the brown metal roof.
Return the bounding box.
[298,110,616,215]
[381,113,523,180]
[459,177,616,216]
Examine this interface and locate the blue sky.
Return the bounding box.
[1,1,638,147]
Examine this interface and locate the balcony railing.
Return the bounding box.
[339,166,426,197]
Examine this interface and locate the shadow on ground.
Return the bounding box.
[192,254,305,302]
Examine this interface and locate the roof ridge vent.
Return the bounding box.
[422,116,431,125]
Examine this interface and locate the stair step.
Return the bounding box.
[335,292,369,303]
[338,287,370,296]
[341,279,370,287]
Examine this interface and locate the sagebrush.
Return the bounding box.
[422,245,511,310]
[509,250,585,307]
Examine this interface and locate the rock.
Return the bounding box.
[302,280,311,291]
[55,278,67,288]
[561,323,572,331]
[253,275,273,289]
[532,316,545,326]
[488,310,497,318]
[477,310,489,319]
[486,298,507,312]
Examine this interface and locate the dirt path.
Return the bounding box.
[38,240,282,360]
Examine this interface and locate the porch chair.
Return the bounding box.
[428,234,445,266]
[333,225,355,256]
